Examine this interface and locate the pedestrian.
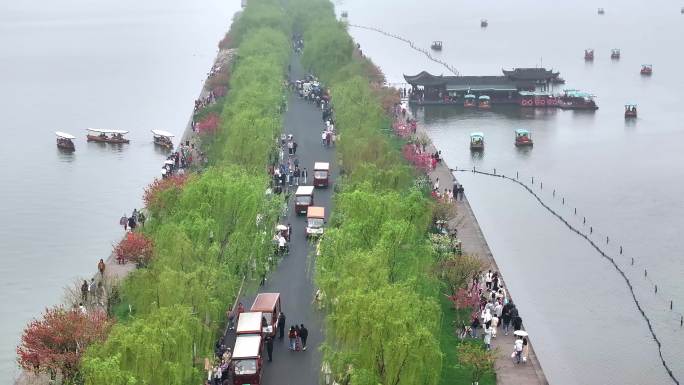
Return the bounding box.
[293,141,298,155]
[226,305,235,330]
[321,131,326,146]
[237,302,245,316]
[470,315,480,338]
[138,211,146,227]
[265,335,274,362]
[494,301,503,320]
[514,337,524,364]
[132,208,138,222]
[433,177,439,191]
[512,315,523,332]
[287,223,292,241]
[302,168,308,184]
[299,324,308,351]
[491,313,499,338]
[483,323,492,350]
[485,270,493,290]
[294,167,300,185]
[458,185,464,200]
[128,216,136,231]
[294,325,302,351]
[502,301,513,336]
[79,302,87,314]
[120,214,128,231]
[88,278,96,301]
[522,337,529,363]
[288,326,297,350]
[277,312,286,339]
[288,140,294,155]
[98,258,105,277]
[81,280,88,302]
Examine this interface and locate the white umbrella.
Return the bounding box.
[276,224,288,231]
[513,330,528,337]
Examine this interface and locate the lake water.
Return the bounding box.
[0,0,238,381]
[341,0,684,384]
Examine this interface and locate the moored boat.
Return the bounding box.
[611,49,620,59]
[470,132,484,151]
[598,8,605,14]
[584,49,594,61]
[558,89,598,110]
[640,64,653,75]
[87,128,130,144]
[464,94,476,108]
[624,104,637,118]
[515,129,533,147]
[55,131,76,151]
[430,41,443,51]
[481,19,488,27]
[151,129,174,149]
[478,95,491,109]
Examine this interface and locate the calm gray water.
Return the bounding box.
[342,0,684,384]
[0,0,238,381]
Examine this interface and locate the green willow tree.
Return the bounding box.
[82,1,293,383]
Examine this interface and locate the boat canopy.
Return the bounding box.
[641,64,652,68]
[563,90,593,98]
[233,335,262,359]
[314,162,329,171]
[307,206,325,218]
[251,293,280,313]
[55,131,76,139]
[464,94,476,99]
[625,104,637,107]
[151,129,174,137]
[515,129,530,135]
[236,312,263,334]
[295,186,314,196]
[87,128,129,134]
[478,95,491,100]
[470,132,484,139]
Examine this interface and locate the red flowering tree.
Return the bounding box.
[143,174,189,215]
[17,307,112,383]
[196,113,220,135]
[212,85,228,98]
[114,232,154,266]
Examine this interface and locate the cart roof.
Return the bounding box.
[55,131,76,139]
[470,132,484,138]
[233,335,262,359]
[250,293,280,313]
[236,312,263,334]
[307,206,325,218]
[87,128,129,135]
[314,162,329,170]
[151,129,174,137]
[295,186,314,195]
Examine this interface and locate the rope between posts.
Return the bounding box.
[347,24,460,76]
[456,168,680,385]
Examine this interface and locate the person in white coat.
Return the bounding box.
[483,324,492,350]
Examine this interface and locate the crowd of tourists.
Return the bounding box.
[269,134,303,194]
[118,208,145,233]
[193,90,219,113]
[464,269,530,364]
[161,142,204,178]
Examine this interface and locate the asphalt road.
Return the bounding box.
[223,53,335,385]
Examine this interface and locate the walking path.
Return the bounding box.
[221,54,330,385]
[406,99,549,385]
